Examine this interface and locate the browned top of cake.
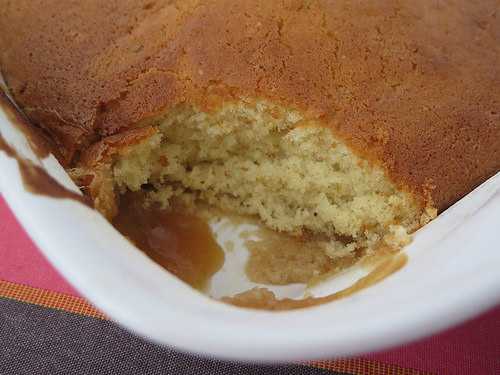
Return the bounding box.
[1,0,499,210]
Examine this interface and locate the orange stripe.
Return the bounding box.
[0,279,431,375]
[0,279,105,319]
[309,359,433,375]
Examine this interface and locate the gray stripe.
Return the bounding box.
[0,298,348,375]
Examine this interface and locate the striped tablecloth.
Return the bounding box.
[0,197,498,375]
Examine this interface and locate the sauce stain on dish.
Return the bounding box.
[0,89,51,159]
[113,193,225,291]
[222,253,407,310]
[1,89,91,206]
[0,133,92,207]
[0,133,16,158]
[18,160,92,207]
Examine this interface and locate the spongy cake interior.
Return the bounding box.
[101,100,426,265]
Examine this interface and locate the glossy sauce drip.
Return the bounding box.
[113,194,225,290]
[223,253,408,310]
[1,89,90,205]
[0,133,91,207]
[19,160,92,206]
[0,134,16,158]
[0,90,51,159]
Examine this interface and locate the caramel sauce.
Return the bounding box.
[0,133,91,207]
[0,133,16,158]
[113,194,225,290]
[0,89,51,159]
[19,160,92,207]
[222,253,407,310]
[244,225,363,286]
[1,88,91,206]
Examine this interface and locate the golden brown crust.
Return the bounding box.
[1,0,499,210]
[80,126,158,168]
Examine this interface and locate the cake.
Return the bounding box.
[1,1,499,265]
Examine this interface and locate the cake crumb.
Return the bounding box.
[244,227,359,285]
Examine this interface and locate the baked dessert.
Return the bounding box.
[1,1,499,268]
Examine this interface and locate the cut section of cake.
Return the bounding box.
[74,100,432,259]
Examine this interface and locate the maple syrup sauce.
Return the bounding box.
[113,194,225,291]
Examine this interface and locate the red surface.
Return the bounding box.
[0,196,498,374]
[368,308,500,375]
[0,197,76,295]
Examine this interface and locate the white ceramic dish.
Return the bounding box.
[1,98,499,362]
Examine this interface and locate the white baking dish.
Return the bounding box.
[0,96,499,362]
